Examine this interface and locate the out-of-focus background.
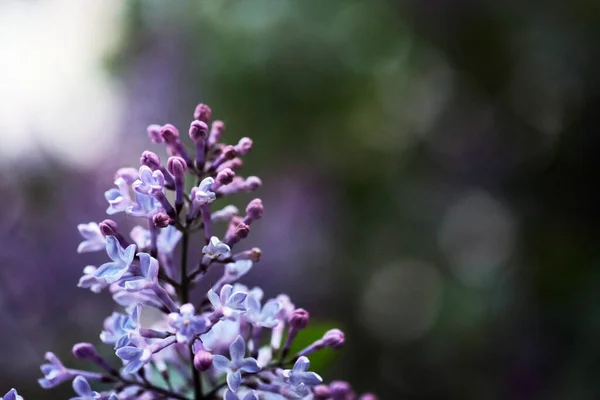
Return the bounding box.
[2,0,600,398]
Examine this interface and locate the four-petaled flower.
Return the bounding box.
[168,303,210,343]
[38,352,74,389]
[70,376,100,400]
[224,389,258,400]
[99,308,139,349]
[282,356,323,396]
[115,343,152,375]
[191,177,216,206]
[104,177,133,215]
[245,294,281,328]
[77,223,106,253]
[93,236,136,283]
[224,260,253,282]
[213,336,261,392]
[208,284,247,318]
[203,236,231,260]
[132,166,165,196]
[118,253,158,292]
[0,389,22,400]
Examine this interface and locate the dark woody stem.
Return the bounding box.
[180,225,203,399]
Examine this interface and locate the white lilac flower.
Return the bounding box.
[207,284,247,318]
[70,376,100,400]
[76,222,106,253]
[0,389,22,400]
[93,237,135,284]
[167,303,210,344]
[224,389,258,400]
[245,294,280,329]
[77,265,109,293]
[202,236,231,260]
[224,260,253,282]
[282,356,323,394]
[213,336,261,392]
[199,319,240,352]
[104,177,133,215]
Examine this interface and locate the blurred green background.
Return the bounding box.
[2,0,600,398]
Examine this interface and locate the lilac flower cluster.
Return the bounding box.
[2,103,375,400]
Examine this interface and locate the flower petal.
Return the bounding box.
[229,336,246,362]
[72,376,92,396]
[212,355,231,371]
[116,346,141,361]
[227,370,242,392]
[293,356,310,372]
[239,357,261,373]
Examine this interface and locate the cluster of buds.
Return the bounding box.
[1,103,375,400]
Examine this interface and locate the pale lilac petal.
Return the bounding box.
[227,370,242,392]
[105,236,121,262]
[212,355,231,371]
[227,292,247,311]
[72,376,92,396]
[115,347,141,361]
[242,391,258,400]
[293,356,310,372]
[229,336,246,362]
[180,303,195,315]
[239,358,261,373]
[208,289,221,308]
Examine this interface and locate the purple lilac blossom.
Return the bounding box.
[17,102,375,400]
[212,336,261,392]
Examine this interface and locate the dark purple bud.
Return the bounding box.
[141,151,161,170]
[114,167,138,184]
[217,157,244,172]
[313,385,332,399]
[329,381,353,399]
[147,124,163,143]
[322,329,345,349]
[99,219,118,237]
[160,124,180,142]
[194,103,212,123]
[221,145,237,160]
[189,120,209,141]
[289,308,309,330]
[246,198,263,221]
[193,350,214,371]
[244,176,262,192]
[235,137,253,155]
[167,156,187,177]
[72,342,98,360]
[359,394,378,400]
[216,168,235,186]
[235,223,250,239]
[152,213,171,228]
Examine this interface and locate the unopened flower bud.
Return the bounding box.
[208,120,225,147]
[330,381,353,399]
[235,137,253,155]
[215,168,235,187]
[289,308,309,330]
[322,329,345,349]
[221,145,237,160]
[359,394,378,400]
[160,124,180,142]
[99,219,118,237]
[141,151,161,170]
[147,124,163,143]
[193,350,213,371]
[245,198,263,222]
[194,103,212,123]
[152,213,171,228]
[72,343,98,360]
[313,385,332,399]
[235,223,250,239]
[189,120,209,141]
[167,156,187,177]
[217,157,244,172]
[243,176,262,192]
